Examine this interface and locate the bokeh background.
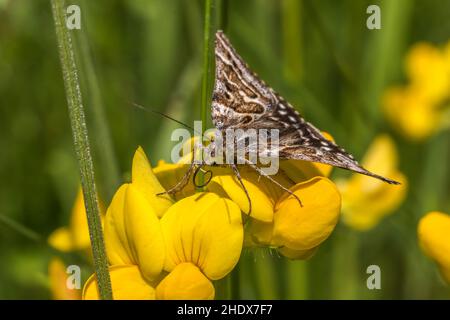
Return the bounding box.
[0,0,449,299]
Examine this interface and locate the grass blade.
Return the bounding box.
[50,0,112,300]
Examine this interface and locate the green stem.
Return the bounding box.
[281,0,303,84]
[201,0,213,134]
[230,263,241,299]
[254,251,279,299]
[198,0,213,189]
[330,229,359,299]
[0,213,42,242]
[51,0,112,300]
[285,260,308,299]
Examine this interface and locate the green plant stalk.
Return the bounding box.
[330,229,359,299]
[0,213,42,242]
[51,0,112,300]
[201,0,213,135]
[201,0,237,300]
[285,260,308,299]
[198,0,213,189]
[254,253,279,299]
[281,0,303,84]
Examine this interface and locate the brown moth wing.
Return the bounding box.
[212,30,400,185]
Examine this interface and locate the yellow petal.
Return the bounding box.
[132,147,173,218]
[209,166,289,222]
[104,184,134,266]
[209,175,272,223]
[48,258,81,300]
[418,211,450,284]
[123,184,165,281]
[272,177,341,250]
[48,227,75,252]
[279,246,318,260]
[156,263,215,300]
[104,183,165,281]
[161,192,243,280]
[83,265,155,300]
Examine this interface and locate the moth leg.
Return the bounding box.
[231,164,252,218]
[157,140,205,196]
[241,158,303,207]
[157,160,196,196]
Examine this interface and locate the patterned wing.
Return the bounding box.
[211,30,399,184]
[212,30,277,130]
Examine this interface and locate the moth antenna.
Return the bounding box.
[129,101,214,143]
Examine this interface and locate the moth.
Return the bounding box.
[159,30,399,212]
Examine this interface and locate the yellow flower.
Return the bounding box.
[383,41,450,141]
[83,147,243,300]
[48,188,103,252]
[406,42,449,104]
[418,211,450,284]
[383,87,441,141]
[48,258,81,300]
[337,135,407,231]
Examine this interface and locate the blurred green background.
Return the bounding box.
[0,0,449,299]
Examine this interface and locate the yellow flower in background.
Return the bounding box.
[418,211,450,284]
[48,258,81,300]
[83,147,243,300]
[47,188,104,300]
[406,42,449,103]
[383,41,450,141]
[337,135,407,231]
[48,188,103,253]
